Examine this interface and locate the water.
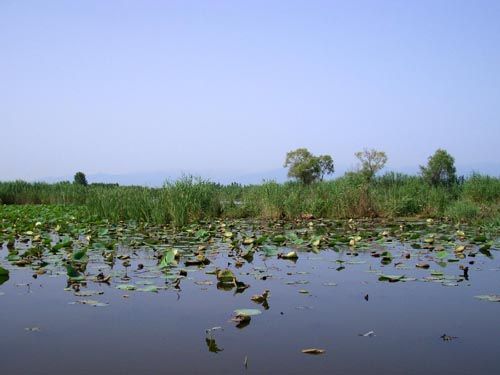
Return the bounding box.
[1,224,499,374]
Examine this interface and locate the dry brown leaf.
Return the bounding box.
[301,348,325,355]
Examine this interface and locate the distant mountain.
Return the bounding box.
[39,169,290,187]
[392,163,500,177]
[455,162,500,177]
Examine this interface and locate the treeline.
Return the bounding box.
[0,173,498,226]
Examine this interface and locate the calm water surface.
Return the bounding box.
[1,228,499,374]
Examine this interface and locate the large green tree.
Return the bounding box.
[73,171,88,186]
[355,148,388,181]
[284,148,334,184]
[420,149,457,186]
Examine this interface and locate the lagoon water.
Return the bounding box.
[1,222,499,374]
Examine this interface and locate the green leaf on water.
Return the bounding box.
[72,249,88,263]
[7,253,20,262]
[479,244,492,258]
[0,275,8,286]
[272,235,286,244]
[159,248,178,269]
[52,238,73,251]
[436,250,448,259]
[309,235,322,247]
[216,269,236,284]
[66,265,85,282]
[261,245,278,257]
[0,266,9,276]
[195,229,210,240]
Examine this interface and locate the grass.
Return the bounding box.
[0,173,499,226]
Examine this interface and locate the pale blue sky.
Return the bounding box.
[1,0,499,183]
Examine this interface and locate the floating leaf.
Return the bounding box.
[309,235,322,247]
[72,249,88,263]
[261,245,278,257]
[234,308,261,316]
[137,285,159,293]
[0,276,8,286]
[436,250,448,259]
[301,348,325,355]
[116,284,136,291]
[205,337,223,353]
[416,263,430,269]
[72,299,108,307]
[359,330,375,337]
[251,290,270,303]
[74,290,104,297]
[66,265,85,282]
[475,295,500,302]
[216,269,236,284]
[231,314,251,329]
[159,248,178,269]
[280,251,298,260]
[378,274,405,282]
[272,235,286,244]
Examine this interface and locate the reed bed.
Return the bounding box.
[0,173,498,226]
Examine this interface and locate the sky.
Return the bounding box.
[1,0,499,184]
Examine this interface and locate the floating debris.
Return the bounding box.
[359,330,375,337]
[301,348,325,355]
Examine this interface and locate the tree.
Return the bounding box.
[420,149,457,186]
[284,148,334,184]
[73,171,88,186]
[355,148,388,181]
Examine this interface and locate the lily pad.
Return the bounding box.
[280,251,298,260]
[301,348,325,355]
[216,269,236,284]
[475,295,500,302]
[378,274,405,282]
[233,308,262,316]
[0,266,9,276]
[137,285,159,293]
[116,284,136,291]
[159,248,178,269]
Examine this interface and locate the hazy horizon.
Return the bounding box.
[2,1,499,181]
[10,159,498,187]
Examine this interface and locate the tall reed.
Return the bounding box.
[1,173,498,224]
